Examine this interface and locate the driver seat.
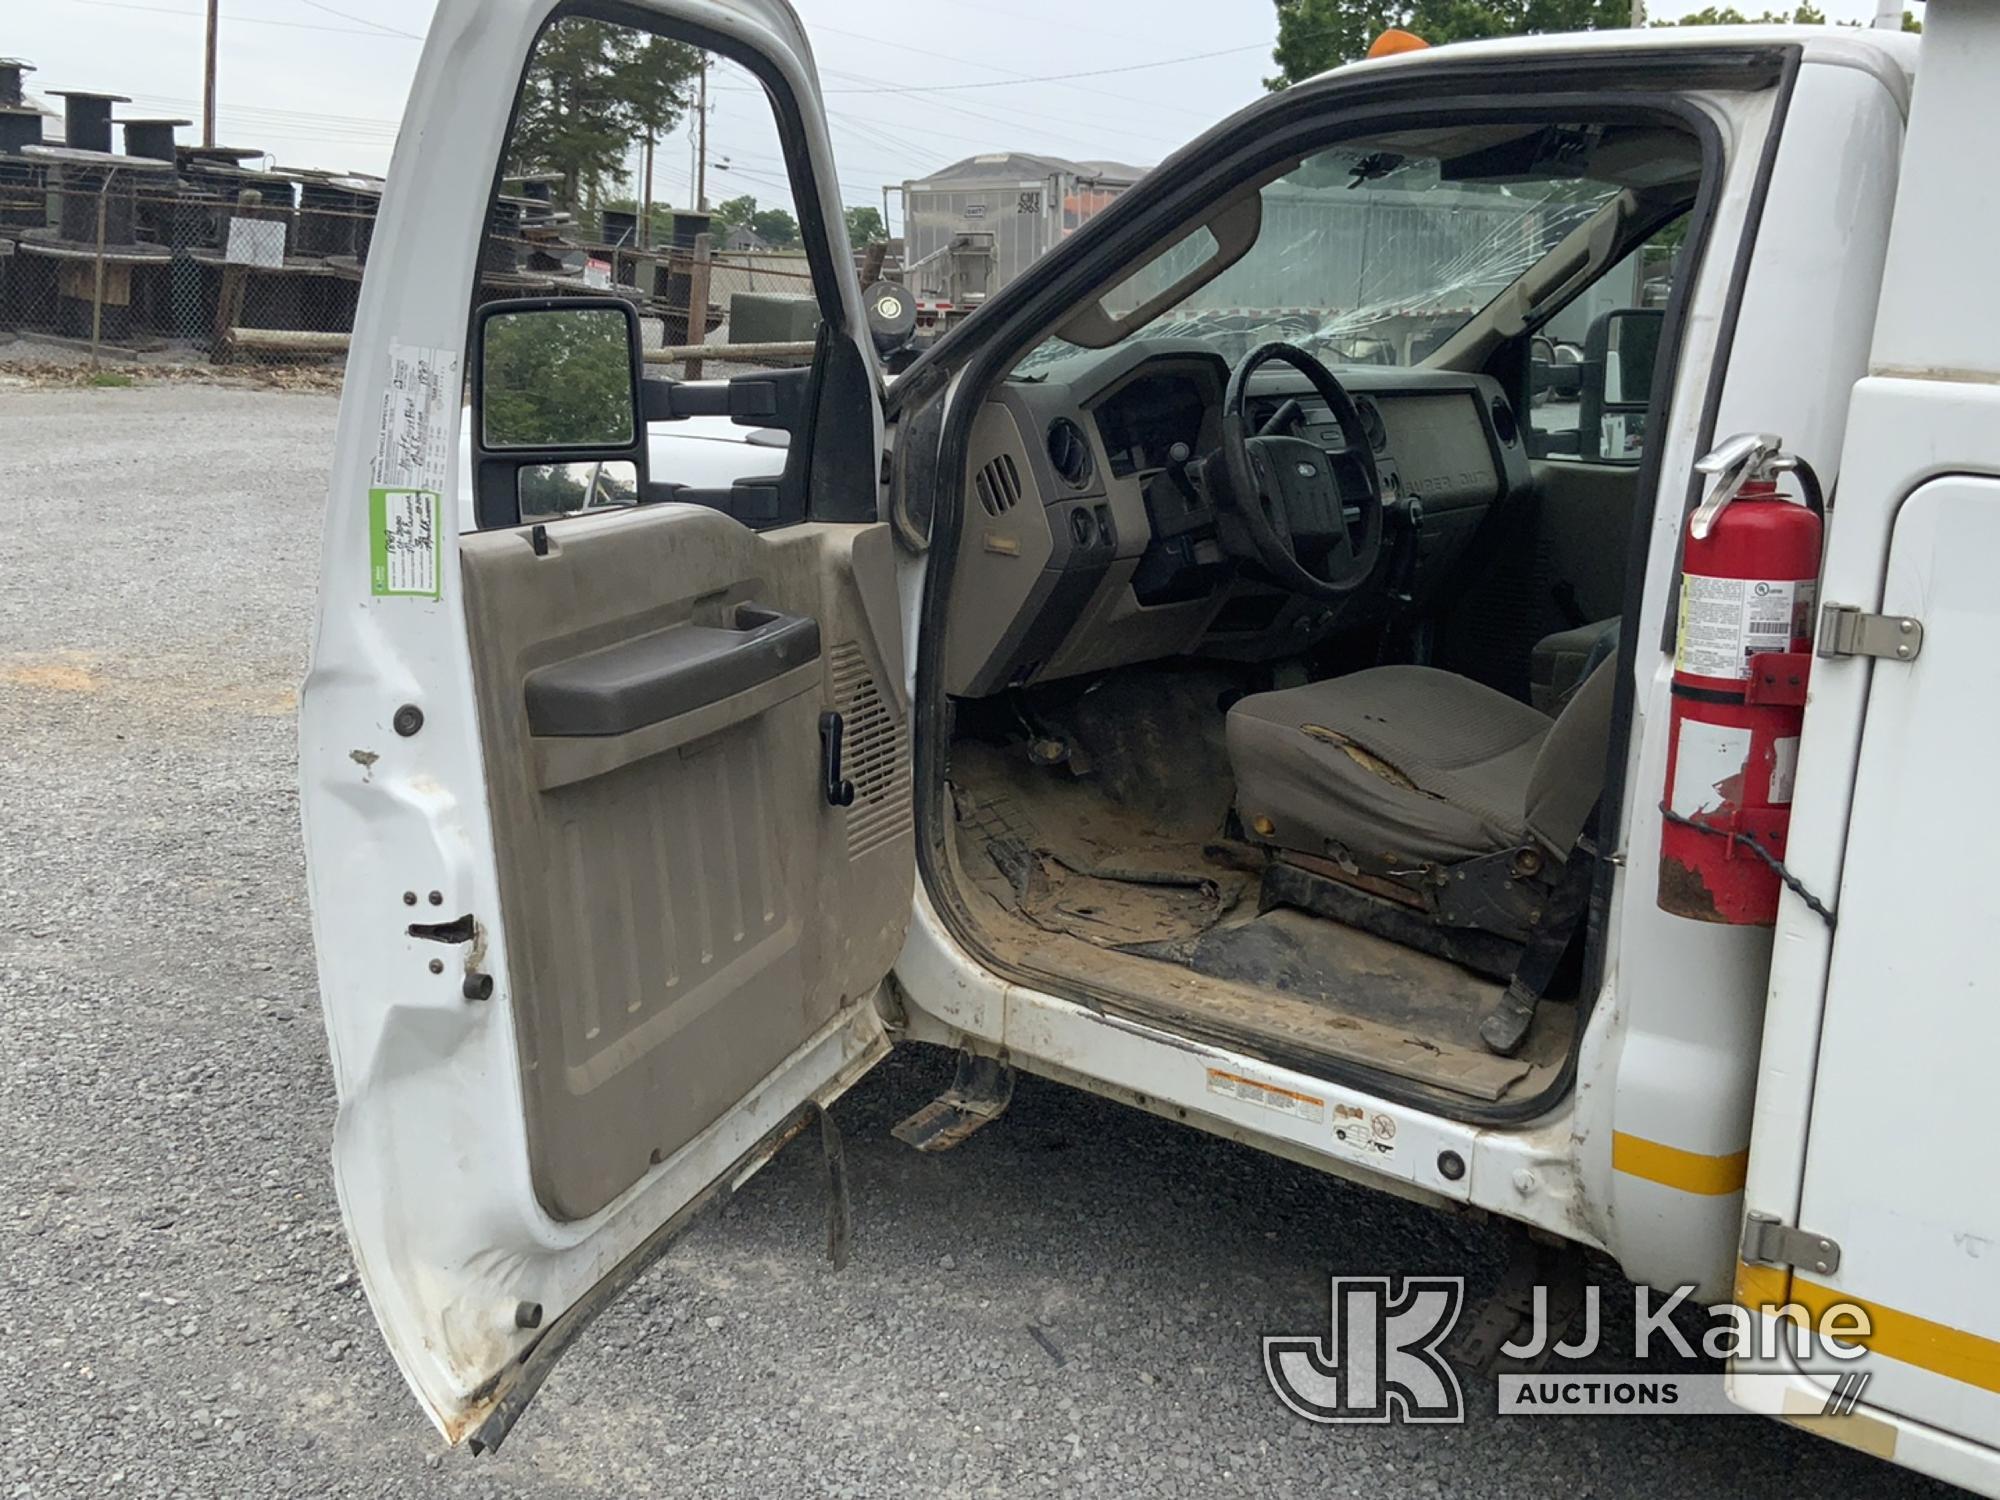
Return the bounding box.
[1227,660,1616,873]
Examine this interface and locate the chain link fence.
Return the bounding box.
[0,156,821,387]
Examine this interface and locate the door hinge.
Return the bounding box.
[1817,604,1923,662]
[1741,1210,1842,1276]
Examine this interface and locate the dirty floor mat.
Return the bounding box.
[1124,908,1506,1059]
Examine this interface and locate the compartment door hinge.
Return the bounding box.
[1817,604,1924,662]
[1742,1210,1842,1276]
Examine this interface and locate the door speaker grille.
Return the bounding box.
[830,641,912,859]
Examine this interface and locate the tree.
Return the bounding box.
[1267,0,1628,89]
[1267,0,1916,88]
[710,194,759,232]
[845,205,887,245]
[709,195,800,247]
[1665,5,1824,20]
[749,207,799,248]
[481,308,634,452]
[507,18,703,214]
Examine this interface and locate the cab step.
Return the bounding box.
[892,1052,1016,1152]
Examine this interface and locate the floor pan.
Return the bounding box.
[946,736,1570,1105]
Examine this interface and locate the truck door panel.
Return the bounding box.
[461,510,909,1221]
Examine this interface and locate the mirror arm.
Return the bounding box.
[640,372,808,430]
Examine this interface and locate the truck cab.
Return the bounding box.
[300,3,2000,1490]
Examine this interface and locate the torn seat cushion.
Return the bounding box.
[1227,662,1615,868]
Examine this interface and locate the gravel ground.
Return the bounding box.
[0,384,1957,1498]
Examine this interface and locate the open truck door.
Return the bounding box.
[298,0,912,1450]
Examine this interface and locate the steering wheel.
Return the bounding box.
[1215,342,1386,600]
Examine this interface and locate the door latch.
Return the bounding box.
[819,710,856,808]
[1741,1210,1842,1276]
[1817,604,1923,662]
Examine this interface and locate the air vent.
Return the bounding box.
[1047,417,1094,488]
[830,642,912,859]
[973,452,1023,516]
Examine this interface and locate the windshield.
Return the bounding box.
[1014,131,1635,378]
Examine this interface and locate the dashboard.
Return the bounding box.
[941,339,1533,700]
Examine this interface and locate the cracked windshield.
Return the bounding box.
[1016,131,1629,375]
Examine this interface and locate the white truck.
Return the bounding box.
[300,3,2000,1491]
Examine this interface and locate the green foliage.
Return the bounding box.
[481,308,635,451]
[1663,5,1823,21]
[845,205,887,245]
[508,19,703,214]
[749,207,799,247]
[710,195,800,247]
[1266,0,1629,88]
[711,194,758,230]
[1267,0,1918,86]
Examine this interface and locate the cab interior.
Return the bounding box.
[924,115,1705,1112]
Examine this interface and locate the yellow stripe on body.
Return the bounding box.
[1612,1131,1750,1196]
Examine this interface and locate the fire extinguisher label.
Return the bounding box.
[1670,719,1754,818]
[1676,575,1801,679]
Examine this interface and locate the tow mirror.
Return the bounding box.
[1578,306,1664,461]
[471,297,647,528]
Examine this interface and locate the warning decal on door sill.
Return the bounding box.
[369,488,441,599]
[1206,1068,1324,1125]
[1330,1101,1400,1162]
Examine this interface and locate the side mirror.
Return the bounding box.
[471,297,647,528]
[1578,306,1664,461]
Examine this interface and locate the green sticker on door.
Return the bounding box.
[368,487,441,599]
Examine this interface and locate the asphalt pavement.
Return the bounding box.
[0,383,1957,1498]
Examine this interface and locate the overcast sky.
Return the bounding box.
[10,0,1917,232]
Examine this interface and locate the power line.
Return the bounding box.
[61,0,420,39]
[289,0,425,42]
[818,41,1265,96]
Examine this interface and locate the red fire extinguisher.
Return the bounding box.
[1658,433,1824,925]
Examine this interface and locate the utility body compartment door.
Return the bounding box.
[1738,468,2000,1454]
[297,0,911,1450]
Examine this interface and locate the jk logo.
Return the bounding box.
[1264,1277,1466,1424]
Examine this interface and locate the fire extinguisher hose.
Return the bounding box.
[1657,802,1837,928]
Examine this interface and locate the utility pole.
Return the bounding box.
[640,135,654,248]
[1873,0,1904,26]
[1629,0,1645,26]
[695,56,709,211]
[202,0,219,147]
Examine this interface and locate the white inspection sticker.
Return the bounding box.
[1206,1068,1324,1125]
[366,342,458,601]
[1676,575,1799,680]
